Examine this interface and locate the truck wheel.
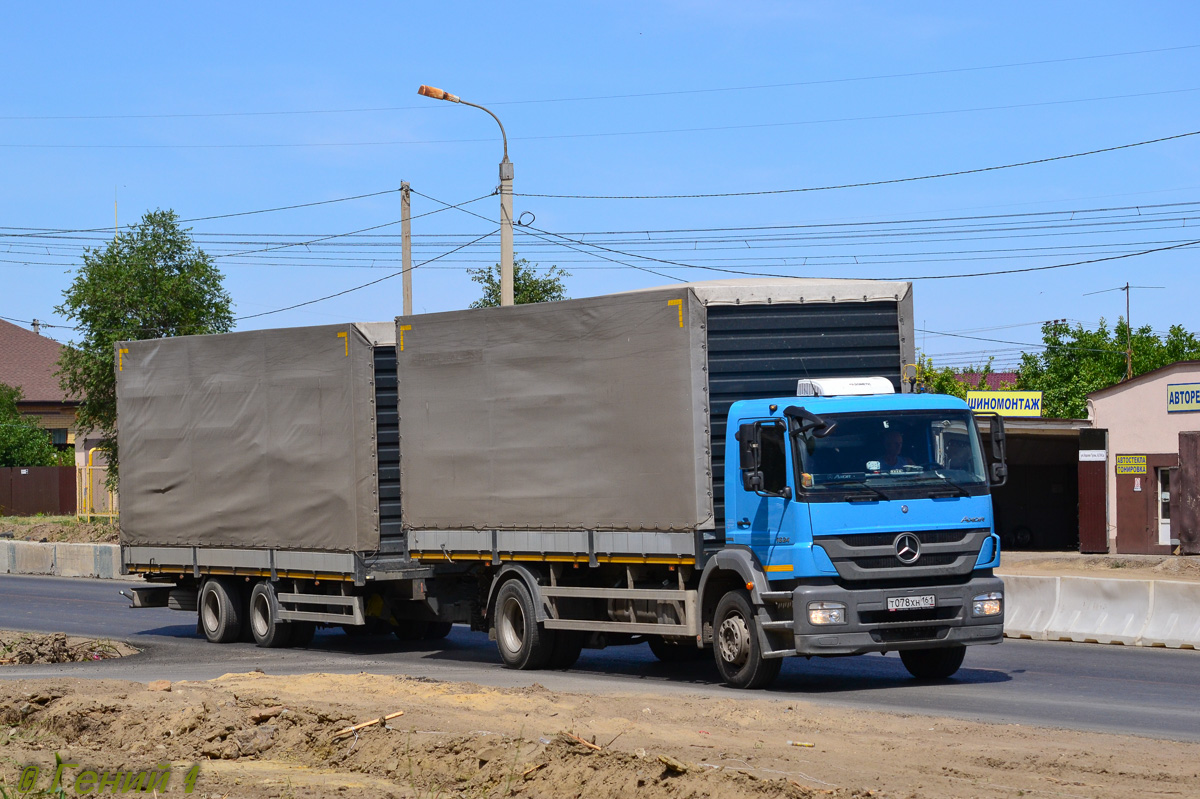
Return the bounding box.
[648,636,706,663]
[394,619,430,641]
[199,578,243,644]
[494,579,555,670]
[899,646,966,680]
[249,582,292,648]
[712,590,781,689]
[547,631,584,669]
[289,622,316,647]
[424,622,454,640]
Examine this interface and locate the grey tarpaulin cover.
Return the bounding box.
[117,323,388,551]
[395,288,713,532]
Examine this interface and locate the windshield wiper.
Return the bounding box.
[925,472,971,497]
[822,478,889,501]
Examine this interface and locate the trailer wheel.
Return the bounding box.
[899,646,966,680]
[393,619,430,641]
[199,578,243,644]
[712,589,781,689]
[494,579,555,670]
[648,636,706,663]
[249,582,292,648]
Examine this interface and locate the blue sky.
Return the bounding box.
[2,2,1198,369]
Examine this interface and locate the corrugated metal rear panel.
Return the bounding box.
[707,302,902,535]
[374,346,405,555]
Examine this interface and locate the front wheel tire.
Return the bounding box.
[899,645,966,680]
[494,579,555,670]
[712,590,781,689]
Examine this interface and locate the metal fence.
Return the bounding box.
[77,466,118,522]
[0,466,76,516]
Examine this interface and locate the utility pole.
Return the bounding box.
[1083,283,1164,381]
[417,84,514,306]
[401,182,412,316]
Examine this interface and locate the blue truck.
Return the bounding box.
[120,279,1006,689]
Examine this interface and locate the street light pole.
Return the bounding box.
[418,85,514,306]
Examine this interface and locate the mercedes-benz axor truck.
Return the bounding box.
[119,278,1006,688]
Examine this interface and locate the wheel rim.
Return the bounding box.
[201,588,221,634]
[251,592,270,638]
[717,611,751,667]
[498,595,526,655]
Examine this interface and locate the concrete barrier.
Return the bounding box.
[1000,574,1059,640]
[1140,580,1200,649]
[11,540,55,575]
[1044,576,1152,645]
[0,541,125,580]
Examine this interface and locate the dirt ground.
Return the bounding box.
[999,551,1200,582]
[0,631,137,665]
[0,515,118,544]
[1,672,1197,799]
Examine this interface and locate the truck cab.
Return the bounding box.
[716,377,1006,686]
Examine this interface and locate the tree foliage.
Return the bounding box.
[55,210,234,482]
[467,257,569,308]
[912,354,1015,398]
[1016,319,1200,418]
[0,383,67,468]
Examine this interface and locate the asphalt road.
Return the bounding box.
[2,574,1198,742]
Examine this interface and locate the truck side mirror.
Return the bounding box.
[737,423,764,492]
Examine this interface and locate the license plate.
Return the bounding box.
[887,595,936,611]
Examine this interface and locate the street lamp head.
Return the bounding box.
[418,85,460,103]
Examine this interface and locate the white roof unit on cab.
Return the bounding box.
[797,377,895,397]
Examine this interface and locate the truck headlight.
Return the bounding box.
[808,601,846,625]
[972,592,1003,617]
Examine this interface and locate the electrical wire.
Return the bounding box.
[517,129,1200,199]
[234,228,499,321]
[4,43,1196,120]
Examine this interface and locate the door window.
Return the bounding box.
[1157,466,1177,547]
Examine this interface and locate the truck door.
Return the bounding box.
[733,420,804,574]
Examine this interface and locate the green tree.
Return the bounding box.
[55,209,234,483]
[467,257,569,308]
[912,354,1014,398]
[1017,319,1200,418]
[0,383,66,467]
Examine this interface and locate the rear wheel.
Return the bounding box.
[249,582,292,648]
[547,631,585,669]
[648,636,706,663]
[393,619,430,641]
[289,621,316,647]
[199,578,243,644]
[494,579,556,670]
[424,621,454,640]
[899,646,966,680]
[712,590,781,689]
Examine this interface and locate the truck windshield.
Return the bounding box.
[797,410,988,495]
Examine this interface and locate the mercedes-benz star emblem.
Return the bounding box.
[894,533,921,565]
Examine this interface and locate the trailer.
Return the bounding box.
[120,278,1006,688]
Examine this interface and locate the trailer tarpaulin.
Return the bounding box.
[116,323,383,551]
[396,288,713,532]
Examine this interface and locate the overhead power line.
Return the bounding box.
[234,228,499,321]
[3,43,1196,121]
[517,129,1200,199]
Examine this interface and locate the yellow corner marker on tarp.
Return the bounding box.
[118,347,129,371]
[399,325,412,351]
[668,298,683,327]
[337,331,348,356]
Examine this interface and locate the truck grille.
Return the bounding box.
[814,528,990,583]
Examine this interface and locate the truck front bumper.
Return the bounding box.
[780,575,1004,656]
